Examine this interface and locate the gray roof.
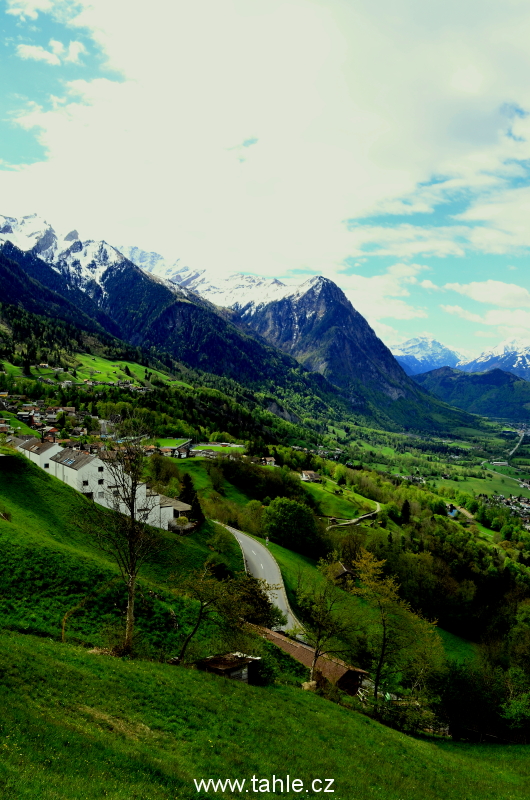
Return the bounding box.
[17,437,41,450]
[21,440,58,456]
[158,495,192,512]
[50,448,96,471]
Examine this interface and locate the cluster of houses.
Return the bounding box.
[11,435,192,532]
[0,396,93,439]
[486,493,530,530]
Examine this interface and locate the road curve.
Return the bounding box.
[326,501,381,530]
[217,523,300,631]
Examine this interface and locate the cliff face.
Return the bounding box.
[235,276,414,400]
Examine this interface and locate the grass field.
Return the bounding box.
[195,445,246,452]
[4,630,530,800]
[3,446,528,798]
[433,472,530,499]
[155,438,189,447]
[1,361,23,378]
[303,481,375,519]
[176,460,217,496]
[22,352,189,389]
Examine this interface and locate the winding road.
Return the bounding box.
[326,501,381,530]
[216,523,300,631]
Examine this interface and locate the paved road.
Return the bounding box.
[509,431,526,457]
[217,523,300,631]
[326,501,381,530]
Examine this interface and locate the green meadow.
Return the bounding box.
[3,630,530,800]
[2,448,528,800]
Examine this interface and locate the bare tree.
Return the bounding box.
[91,411,161,653]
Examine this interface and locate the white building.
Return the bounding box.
[17,443,174,531]
[17,438,63,469]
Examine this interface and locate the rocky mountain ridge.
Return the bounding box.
[0,213,474,431]
[458,338,530,380]
[391,336,465,376]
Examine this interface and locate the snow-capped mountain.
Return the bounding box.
[0,213,130,299]
[0,212,473,428]
[391,337,465,376]
[121,243,422,399]
[117,245,195,284]
[120,244,298,310]
[458,338,530,379]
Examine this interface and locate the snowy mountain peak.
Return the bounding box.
[0,213,130,295]
[392,336,465,361]
[468,338,530,361]
[457,337,530,379]
[391,336,465,376]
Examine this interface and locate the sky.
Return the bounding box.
[3,0,530,356]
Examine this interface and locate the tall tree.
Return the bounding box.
[295,572,361,681]
[263,497,319,556]
[91,411,160,653]
[351,549,443,700]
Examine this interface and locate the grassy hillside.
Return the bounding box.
[0,453,243,655]
[2,445,529,799]
[1,630,530,800]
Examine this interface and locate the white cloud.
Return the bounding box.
[63,41,85,63]
[15,38,85,66]
[441,305,483,323]
[444,280,530,307]
[340,263,428,327]
[7,1,52,20]
[419,279,440,290]
[4,0,530,274]
[16,43,61,65]
[441,304,530,330]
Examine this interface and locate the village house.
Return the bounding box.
[262,456,276,467]
[300,470,322,483]
[17,438,63,469]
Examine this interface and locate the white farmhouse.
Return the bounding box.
[16,442,174,531]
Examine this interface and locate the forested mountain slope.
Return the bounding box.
[414,366,530,420]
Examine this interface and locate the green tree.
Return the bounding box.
[351,549,443,699]
[263,497,319,556]
[295,572,361,681]
[172,571,286,665]
[190,493,205,524]
[180,472,195,505]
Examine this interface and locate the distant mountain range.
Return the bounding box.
[391,337,465,375]
[413,366,530,421]
[457,339,530,380]
[0,214,474,431]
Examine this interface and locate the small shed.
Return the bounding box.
[195,653,261,683]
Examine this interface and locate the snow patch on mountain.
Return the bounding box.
[458,338,530,366]
[393,336,465,362]
[391,336,465,375]
[0,213,129,295]
[121,244,337,313]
